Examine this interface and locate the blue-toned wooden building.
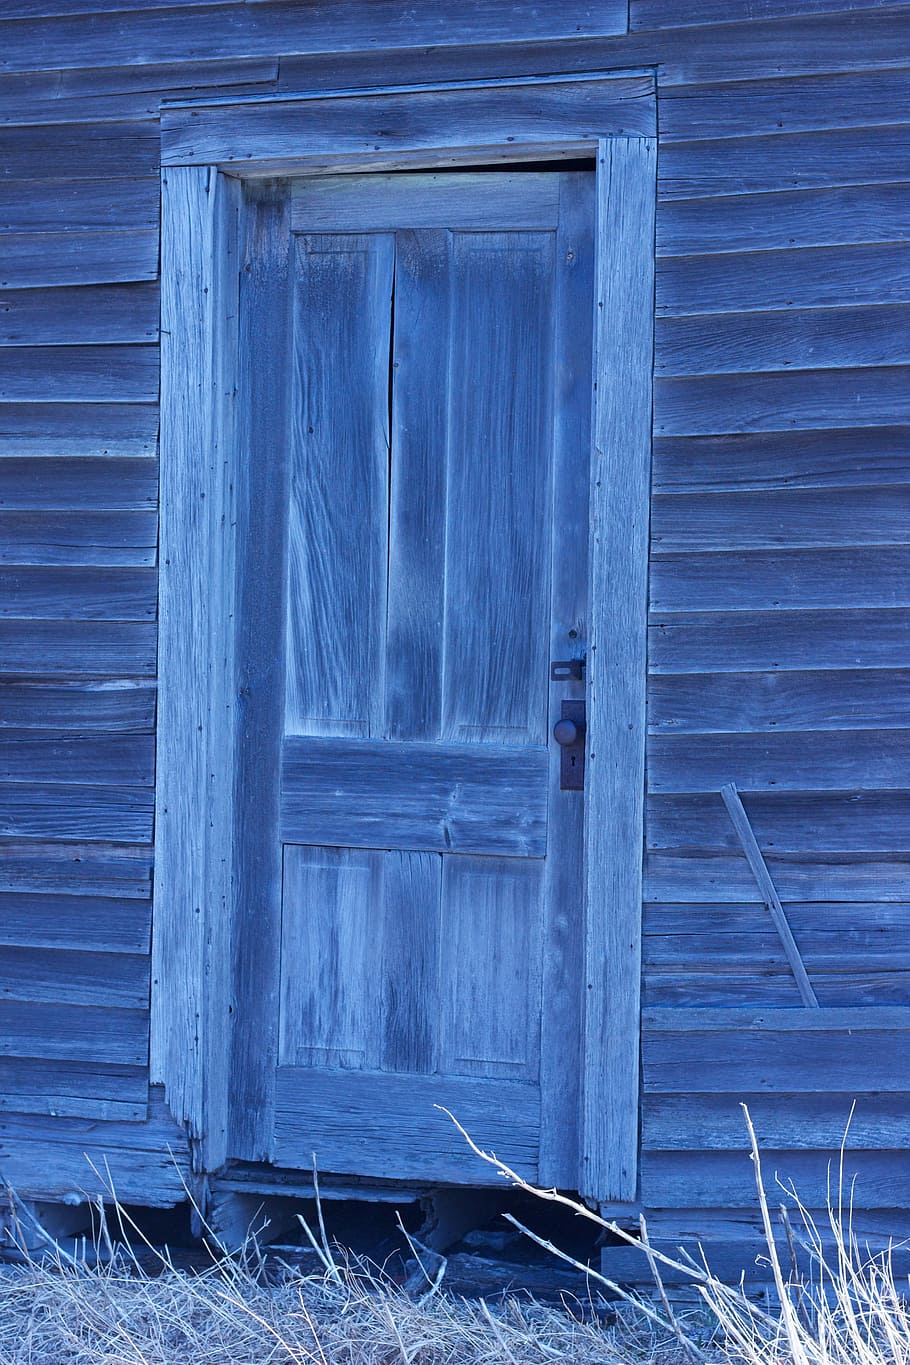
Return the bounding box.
[1,0,909,1278]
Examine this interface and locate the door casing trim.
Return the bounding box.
[153,71,656,1201]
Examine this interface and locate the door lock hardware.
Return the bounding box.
[550,657,585,682]
[553,699,586,791]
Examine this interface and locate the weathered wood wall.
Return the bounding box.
[1,1,908,1216]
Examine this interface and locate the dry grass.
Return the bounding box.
[1,1106,909,1364]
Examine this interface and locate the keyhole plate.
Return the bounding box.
[558,699,586,791]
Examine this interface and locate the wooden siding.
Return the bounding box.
[1,0,908,1215]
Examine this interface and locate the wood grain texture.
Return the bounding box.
[648,796,910,854]
[658,244,910,316]
[0,458,157,509]
[649,670,910,733]
[0,731,152,786]
[0,681,154,733]
[582,137,655,1202]
[0,121,158,178]
[152,164,240,1169]
[654,367,910,436]
[228,181,291,1160]
[641,1149,910,1209]
[652,488,910,551]
[442,230,553,745]
[0,57,277,126]
[0,890,149,952]
[649,728,910,793]
[644,971,910,1008]
[656,305,910,376]
[0,230,158,289]
[653,427,910,494]
[0,178,156,231]
[650,608,910,673]
[0,403,157,456]
[538,172,593,1189]
[0,1095,190,1206]
[162,75,654,170]
[659,68,910,140]
[281,737,548,857]
[643,1090,910,1152]
[0,511,157,566]
[0,345,158,404]
[0,998,147,1064]
[284,232,392,740]
[660,126,910,200]
[0,782,152,842]
[0,839,150,898]
[0,620,155,676]
[658,184,910,257]
[2,3,628,74]
[274,1068,540,1182]
[0,566,155,619]
[0,1055,147,1121]
[0,944,148,1008]
[292,172,560,231]
[380,851,442,1074]
[384,227,448,742]
[0,285,159,346]
[651,549,910,611]
[644,850,910,903]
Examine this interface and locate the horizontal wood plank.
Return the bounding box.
[292,171,561,230]
[0,567,156,619]
[0,890,150,952]
[658,243,910,316]
[656,304,910,376]
[0,619,156,676]
[647,791,910,852]
[0,1055,147,1121]
[0,402,157,456]
[0,839,151,898]
[0,945,148,1008]
[0,680,155,731]
[652,427,910,494]
[652,488,910,551]
[0,121,158,178]
[654,367,910,436]
[659,68,910,140]
[643,971,910,1009]
[0,511,157,566]
[658,183,910,257]
[0,998,147,1064]
[274,1067,540,1182]
[649,609,910,673]
[281,737,548,857]
[648,728,910,793]
[641,1148,910,1209]
[0,731,153,786]
[0,285,159,346]
[642,1091,910,1153]
[651,549,910,612]
[649,669,910,733]
[644,850,910,903]
[0,345,158,404]
[660,126,910,200]
[0,457,157,509]
[0,782,153,841]
[163,75,654,169]
[0,230,158,289]
[0,177,156,231]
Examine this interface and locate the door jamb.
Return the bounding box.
[153,72,656,1200]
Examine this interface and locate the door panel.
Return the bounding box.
[235,171,594,1188]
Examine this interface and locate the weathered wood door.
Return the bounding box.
[232,169,594,1188]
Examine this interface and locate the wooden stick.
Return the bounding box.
[720,782,819,1008]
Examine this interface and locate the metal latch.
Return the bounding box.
[553,699,586,791]
[550,657,585,682]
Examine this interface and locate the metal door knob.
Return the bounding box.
[553,717,584,746]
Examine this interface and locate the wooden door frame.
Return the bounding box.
[153,70,656,1201]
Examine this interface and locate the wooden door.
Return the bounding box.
[233,170,594,1189]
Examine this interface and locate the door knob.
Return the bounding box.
[553,716,584,746]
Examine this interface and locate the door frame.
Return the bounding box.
[152,70,656,1201]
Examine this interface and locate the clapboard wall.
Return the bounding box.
[0,1,908,1224]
